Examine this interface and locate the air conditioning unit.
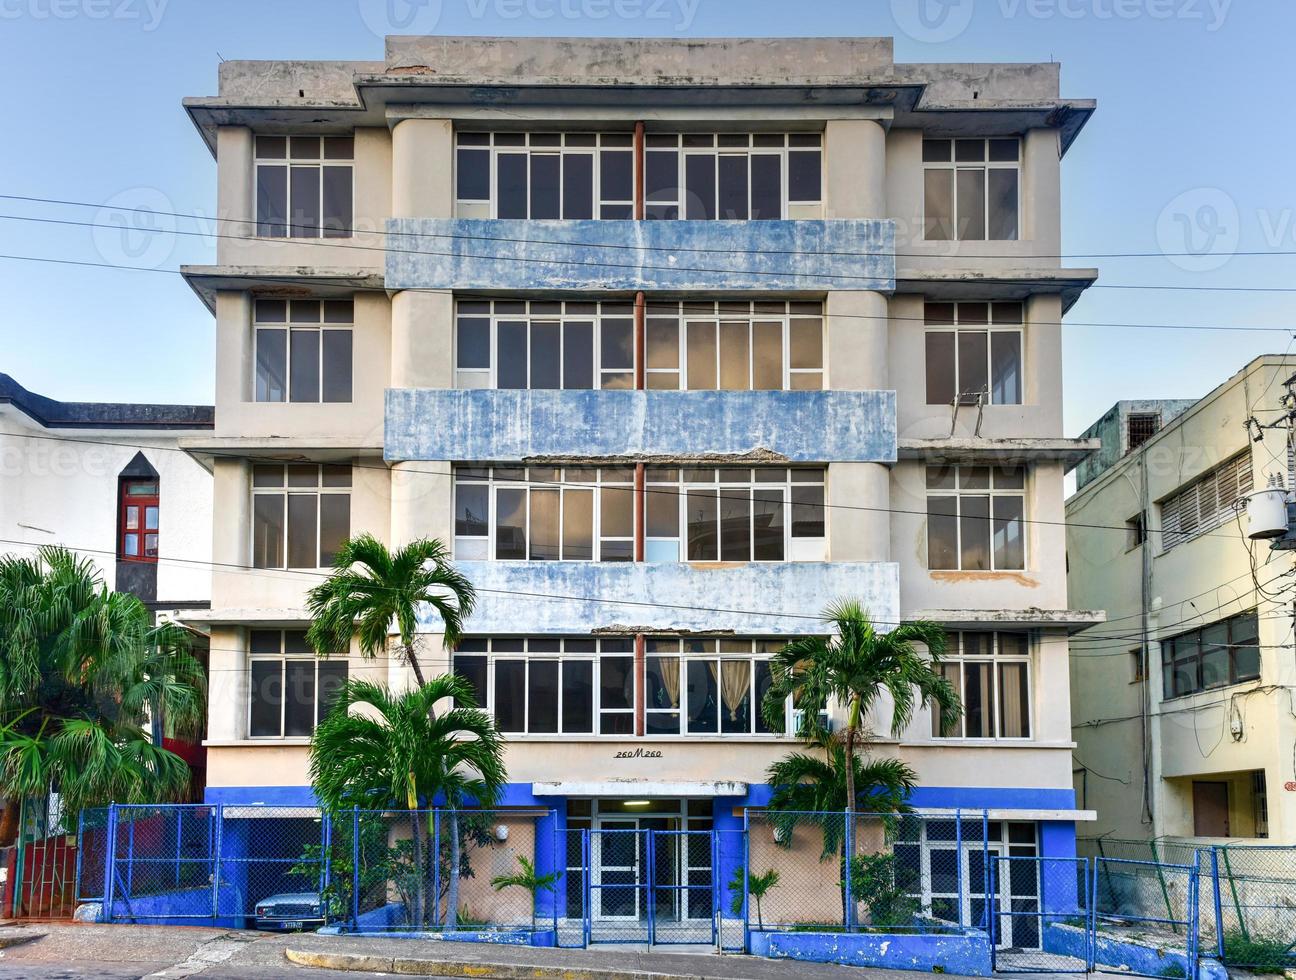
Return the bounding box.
[790,709,832,736]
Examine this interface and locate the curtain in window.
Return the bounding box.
[720,661,750,723]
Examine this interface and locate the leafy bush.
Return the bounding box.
[849,853,920,929]
[1222,932,1296,974]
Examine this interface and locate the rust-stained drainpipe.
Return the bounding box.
[633,120,645,220]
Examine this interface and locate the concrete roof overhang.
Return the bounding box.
[907,608,1107,634]
[898,437,1101,469]
[181,265,385,313]
[896,267,1099,314]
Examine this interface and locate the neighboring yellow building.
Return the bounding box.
[1067,355,1296,844]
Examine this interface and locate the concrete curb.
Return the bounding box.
[0,928,46,949]
[284,947,717,980]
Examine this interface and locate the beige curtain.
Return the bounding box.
[999,662,1026,738]
[721,660,751,722]
[659,657,680,708]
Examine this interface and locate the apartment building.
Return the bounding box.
[181,35,1100,936]
[1068,357,1296,844]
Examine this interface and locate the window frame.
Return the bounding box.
[119,478,160,563]
[925,465,1027,572]
[1160,610,1261,699]
[246,628,349,739]
[930,631,1033,741]
[922,137,1021,242]
[251,463,352,570]
[253,298,355,403]
[923,301,1024,406]
[253,134,355,239]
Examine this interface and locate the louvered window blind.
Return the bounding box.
[1159,450,1252,552]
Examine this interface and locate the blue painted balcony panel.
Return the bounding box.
[385,388,897,463]
[417,560,900,635]
[385,218,896,292]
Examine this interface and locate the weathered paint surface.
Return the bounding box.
[418,560,900,635]
[751,929,993,976]
[386,389,897,463]
[1044,923,1226,980]
[385,218,895,292]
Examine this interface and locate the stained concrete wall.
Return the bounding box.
[386,389,897,464]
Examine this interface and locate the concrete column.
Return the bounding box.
[1023,128,1061,253]
[825,119,886,219]
[828,462,890,562]
[215,126,253,265]
[210,457,251,612]
[826,290,888,391]
[206,625,246,742]
[391,118,454,219]
[213,291,253,432]
[390,288,454,390]
[389,461,453,548]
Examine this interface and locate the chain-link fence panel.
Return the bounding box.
[990,856,1091,973]
[1210,844,1296,972]
[215,806,324,930]
[715,828,745,952]
[744,810,848,934]
[587,827,650,943]
[1091,856,1199,977]
[107,804,216,923]
[75,808,110,905]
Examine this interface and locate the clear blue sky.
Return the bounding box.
[0,0,1290,435]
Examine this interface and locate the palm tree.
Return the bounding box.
[491,855,560,931]
[306,534,476,688]
[309,675,505,930]
[761,599,961,845]
[0,546,205,837]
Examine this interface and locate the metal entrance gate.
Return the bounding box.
[1090,856,1200,978]
[585,828,716,945]
[990,855,1090,974]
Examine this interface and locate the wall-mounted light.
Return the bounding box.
[494,824,509,842]
[623,800,651,807]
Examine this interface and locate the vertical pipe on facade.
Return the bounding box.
[634,292,646,392]
[634,463,646,562]
[634,633,646,737]
[633,121,645,220]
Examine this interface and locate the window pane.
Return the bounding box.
[289,166,321,237]
[686,660,719,733]
[497,153,528,218]
[457,148,490,200]
[256,165,287,237]
[249,661,282,737]
[647,486,679,538]
[256,328,287,402]
[990,332,1022,405]
[932,663,960,736]
[286,494,319,568]
[455,482,488,537]
[563,488,594,561]
[719,488,751,562]
[530,321,561,389]
[600,486,633,539]
[965,661,992,737]
[756,661,782,733]
[457,317,490,370]
[601,318,633,370]
[647,318,679,369]
[318,493,350,567]
[321,166,352,238]
[497,320,528,389]
[495,488,527,559]
[529,154,561,219]
[957,331,989,405]
[686,322,717,389]
[282,660,316,737]
[289,329,320,402]
[988,168,1019,241]
[753,488,784,561]
[749,154,781,219]
[790,485,825,538]
[322,330,353,402]
[455,655,489,709]
[719,321,749,390]
[526,660,559,734]
[925,332,956,405]
[687,489,718,561]
[684,154,716,220]
[601,656,634,711]
[1231,614,1260,681]
[1201,623,1229,689]
[960,494,991,571]
[562,154,594,220]
[999,662,1030,737]
[600,150,633,202]
[717,155,749,220]
[253,494,285,569]
[752,321,783,390]
[720,660,752,733]
[562,660,593,733]
[924,168,953,240]
[495,661,526,733]
[956,168,986,240]
[789,318,822,370]
[788,150,821,202]
[562,321,594,389]
[992,496,1025,570]
[927,495,959,570]
[529,488,560,561]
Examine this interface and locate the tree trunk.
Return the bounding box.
[446,810,462,929]
[402,642,427,689]
[410,809,426,928]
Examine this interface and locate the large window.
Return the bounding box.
[456,133,635,219]
[252,464,351,569]
[1161,611,1260,699]
[255,135,353,238]
[644,133,822,220]
[926,465,1026,571]
[924,301,1023,406]
[453,636,789,737]
[119,478,159,562]
[647,466,826,563]
[254,299,353,403]
[931,632,1031,739]
[644,301,823,391]
[248,629,348,738]
[1160,451,1253,552]
[923,138,1020,241]
[454,466,634,563]
[455,300,635,390]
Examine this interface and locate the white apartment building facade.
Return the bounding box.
[180,35,1101,931]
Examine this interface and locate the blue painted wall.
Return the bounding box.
[385,389,897,464]
[416,560,900,635]
[385,218,895,292]
[752,929,993,976]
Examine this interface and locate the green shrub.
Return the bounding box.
[1222,932,1296,974]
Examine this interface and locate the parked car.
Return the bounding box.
[253,893,325,931]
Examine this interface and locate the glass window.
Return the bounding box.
[1160,611,1262,699]
[933,632,1031,739]
[926,465,1026,571]
[923,138,1019,241]
[925,301,1023,406]
[255,135,353,239]
[255,298,353,403]
[248,629,348,738]
[119,476,160,562]
[252,464,351,569]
